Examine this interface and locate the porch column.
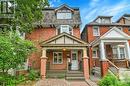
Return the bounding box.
[41,48,47,80]
[125,41,130,60]
[100,41,108,77]
[88,47,93,72]
[83,48,89,80]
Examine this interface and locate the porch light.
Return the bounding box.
[63,48,66,51]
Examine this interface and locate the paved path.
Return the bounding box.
[35,79,90,86]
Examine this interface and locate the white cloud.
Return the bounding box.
[80,0,130,31]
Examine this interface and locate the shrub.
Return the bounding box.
[99,74,119,86]
[99,73,130,86]
[0,74,26,86]
[28,69,39,80]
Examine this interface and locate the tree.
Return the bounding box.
[0,32,35,74]
[0,0,49,33]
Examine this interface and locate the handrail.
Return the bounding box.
[107,59,119,78]
[107,60,119,70]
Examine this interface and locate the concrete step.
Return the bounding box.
[67,71,83,74]
[66,76,85,80]
[66,73,84,77]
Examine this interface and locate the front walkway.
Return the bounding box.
[35,79,90,86]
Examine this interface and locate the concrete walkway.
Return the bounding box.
[35,79,90,86]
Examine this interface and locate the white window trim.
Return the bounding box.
[93,26,100,36]
[112,45,126,59]
[92,49,98,58]
[118,46,126,59]
[57,12,72,19]
[53,52,63,64]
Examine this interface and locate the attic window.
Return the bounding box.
[57,12,72,19]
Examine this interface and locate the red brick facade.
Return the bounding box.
[26,27,80,69]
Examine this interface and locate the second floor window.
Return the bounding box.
[93,26,100,36]
[59,25,72,34]
[57,12,72,19]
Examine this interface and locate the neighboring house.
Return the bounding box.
[81,15,130,79]
[117,14,130,24]
[26,4,89,80]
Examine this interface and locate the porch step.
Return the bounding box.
[66,76,85,80]
[66,71,85,80]
[46,70,66,78]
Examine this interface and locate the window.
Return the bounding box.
[119,47,125,59]
[53,52,63,64]
[112,46,126,59]
[60,25,72,34]
[92,49,98,58]
[0,1,14,14]
[128,27,130,31]
[93,26,100,36]
[112,47,118,58]
[118,27,123,31]
[57,12,72,19]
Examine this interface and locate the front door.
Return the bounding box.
[71,51,78,70]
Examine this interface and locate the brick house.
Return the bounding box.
[81,14,130,79]
[26,4,89,80]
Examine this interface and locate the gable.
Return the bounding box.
[101,27,130,39]
[55,4,74,12]
[41,33,88,46]
[49,36,81,44]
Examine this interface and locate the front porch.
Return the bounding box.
[40,33,89,80]
[89,27,130,79]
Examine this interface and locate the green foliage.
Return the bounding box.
[11,0,49,32]
[0,74,26,86]
[99,74,119,86]
[99,74,130,86]
[0,31,35,73]
[28,69,40,80]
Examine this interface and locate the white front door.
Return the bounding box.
[71,51,78,70]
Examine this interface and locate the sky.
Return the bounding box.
[49,0,130,31]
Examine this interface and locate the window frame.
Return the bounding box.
[53,52,63,64]
[93,26,100,36]
[57,12,72,19]
[92,49,98,58]
[60,25,73,34]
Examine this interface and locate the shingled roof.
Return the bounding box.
[35,4,81,26]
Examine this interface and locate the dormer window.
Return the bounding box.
[57,12,72,19]
[93,26,100,36]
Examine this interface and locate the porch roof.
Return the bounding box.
[40,32,89,47]
[91,27,130,46]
